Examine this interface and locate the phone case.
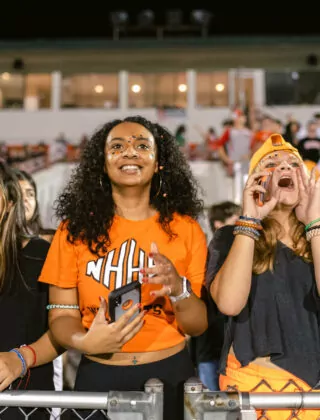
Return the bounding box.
[257,175,269,207]
[108,281,141,323]
[257,169,274,207]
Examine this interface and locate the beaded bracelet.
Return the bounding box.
[234,225,261,236]
[233,225,260,241]
[46,304,80,310]
[20,344,37,367]
[234,229,259,241]
[235,220,263,230]
[306,228,320,242]
[9,349,27,377]
[239,215,262,225]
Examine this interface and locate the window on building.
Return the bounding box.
[128,72,187,109]
[266,70,320,105]
[25,74,52,109]
[61,74,119,108]
[0,72,24,109]
[196,72,229,107]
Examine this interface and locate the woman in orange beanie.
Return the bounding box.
[206,133,320,419]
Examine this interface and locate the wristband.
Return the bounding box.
[9,349,27,378]
[305,217,320,231]
[20,344,37,367]
[239,215,262,225]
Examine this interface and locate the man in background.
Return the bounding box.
[190,201,241,390]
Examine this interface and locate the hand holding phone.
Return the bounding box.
[257,170,274,207]
[79,296,144,355]
[108,281,141,323]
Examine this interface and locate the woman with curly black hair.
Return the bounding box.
[39,115,208,420]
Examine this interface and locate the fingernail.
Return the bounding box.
[149,252,154,258]
[137,303,142,308]
[99,296,103,302]
[150,292,155,296]
[142,277,148,283]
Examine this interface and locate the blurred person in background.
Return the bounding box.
[190,201,241,391]
[284,120,300,146]
[49,132,69,164]
[195,125,219,160]
[250,115,274,155]
[0,162,63,419]
[174,124,187,148]
[272,118,283,135]
[15,170,56,242]
[207,134,320,419]
[297,112,320,140]
[39,115,208,420]
[297,120,320,178]
[208,201,242,233]
[216,112,252,177]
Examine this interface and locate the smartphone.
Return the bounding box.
[108,281,141,323]
[257,169,274,207]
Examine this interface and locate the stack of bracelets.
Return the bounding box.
[305,217,320,241]
[9,344,36,388]
[233,215,263,241]
[234,216,320,242]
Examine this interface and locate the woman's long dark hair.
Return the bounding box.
[55,115,203,256]
[14,169,42,235]
[0,163,29,292]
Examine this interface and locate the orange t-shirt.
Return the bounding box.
[39,213,207,353]
[250,130,272,154]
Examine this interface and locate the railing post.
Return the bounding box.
[144,378,164,420]
[184,378,253,419]
[239,392,257,419]
[184,377,204,420]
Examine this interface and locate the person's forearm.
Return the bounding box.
[49,316,88,353]
[210,234,254,316]
[19,331,64,369]
[173,295,207,336]
[218,147,231,164]
[310,233,320,294]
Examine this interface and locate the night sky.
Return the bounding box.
[1,13,319,40]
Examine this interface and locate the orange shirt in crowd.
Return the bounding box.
[250,130,272,154]
[39,213,207,353]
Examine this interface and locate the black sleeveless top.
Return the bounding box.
[206,225,320,388]
[0,237,54,391]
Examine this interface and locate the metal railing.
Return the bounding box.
[184,378,320,419]
[1,378,320,419]
[0,378,163,420]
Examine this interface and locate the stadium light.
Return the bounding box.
[137,9,155,27]
[110,10,129,26]
[109,10,129,40]
[190,10,213,36]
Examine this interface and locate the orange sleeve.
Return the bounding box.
[186,220,207,298]
[216,128,230,147]
[38,222,79,288]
